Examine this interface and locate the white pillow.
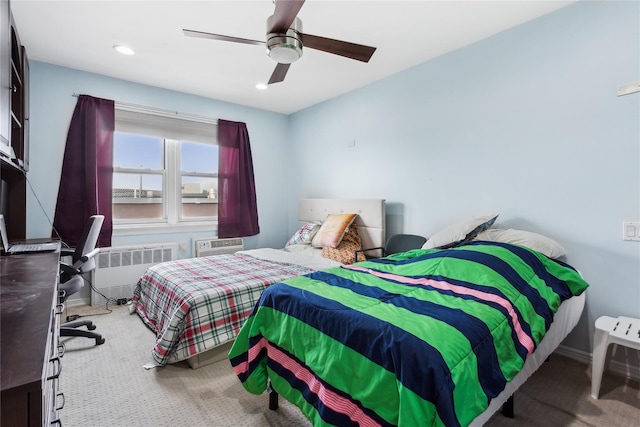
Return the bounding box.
[422,214,499,249]
[283,244,324,258]
[474,228,567,259]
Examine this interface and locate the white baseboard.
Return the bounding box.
[555,344,640,382]
[554,344,591,364]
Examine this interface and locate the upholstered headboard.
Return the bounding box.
[298,199,386,250]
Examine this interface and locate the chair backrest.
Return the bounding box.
[385,234,427,255]
[72,215,104,273]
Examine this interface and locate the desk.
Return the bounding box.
[0,249,63,426]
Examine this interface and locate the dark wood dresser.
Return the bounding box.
[1,250,63,426]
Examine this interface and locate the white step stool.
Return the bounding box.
[591,316,640,399]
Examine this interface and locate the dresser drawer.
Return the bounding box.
[44,295,65,425]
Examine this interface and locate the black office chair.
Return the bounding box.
[355,233,427,260]
[58,215,105,346]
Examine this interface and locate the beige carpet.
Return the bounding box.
[60,304,639,426]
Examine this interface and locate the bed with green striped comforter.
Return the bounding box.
[229,241,589,426]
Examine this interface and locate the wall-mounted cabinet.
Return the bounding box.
[9,8,27,170]
[0,0,11,156]
[0,0,29,240]
[9,31,22,156]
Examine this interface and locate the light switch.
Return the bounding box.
[622,221,640,241]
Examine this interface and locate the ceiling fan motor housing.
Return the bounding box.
[266,16,303,64]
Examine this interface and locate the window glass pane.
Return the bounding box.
[111,123,219,225]
[112,173,164,220]
[114,132,163,170]
[181,176,218,218]
[180,140,218,174]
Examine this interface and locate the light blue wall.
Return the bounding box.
[288,0,639,356]
[25,1,639,357]
[27,62,291,255]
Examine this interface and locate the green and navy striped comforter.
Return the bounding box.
[229,242,589,426]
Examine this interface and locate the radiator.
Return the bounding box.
[90,243,178,306]
[193,237,244,257]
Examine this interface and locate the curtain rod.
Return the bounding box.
[71,93,217,124]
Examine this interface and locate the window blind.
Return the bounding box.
[115,108,217,145]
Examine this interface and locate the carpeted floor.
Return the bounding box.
[59,304,639,426]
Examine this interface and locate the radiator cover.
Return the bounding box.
[90,243,177,306]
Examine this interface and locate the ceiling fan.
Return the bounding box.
[183,0,377,85]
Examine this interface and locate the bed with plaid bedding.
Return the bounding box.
[133,250,326,365]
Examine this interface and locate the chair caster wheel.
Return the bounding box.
[87,324,97,330]
[96,337,105,345]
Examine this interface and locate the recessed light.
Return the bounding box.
[113,45,135,56]
[255,83,268,90]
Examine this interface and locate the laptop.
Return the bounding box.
[0,214,59,254]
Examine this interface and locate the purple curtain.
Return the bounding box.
[217,119,259,238]
[53,95,114,247]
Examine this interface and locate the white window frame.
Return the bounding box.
[113,105,218,235]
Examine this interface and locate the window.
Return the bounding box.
[179,140,218,219]
[113,108,218,228]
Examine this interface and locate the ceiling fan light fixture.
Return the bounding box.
[267,40,302,64]
[266,16,303,64]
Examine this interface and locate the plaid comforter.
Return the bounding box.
[133,252,315,365]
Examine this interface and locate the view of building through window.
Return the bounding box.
[112,132,218,222]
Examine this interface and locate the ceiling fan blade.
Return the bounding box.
[269,0,305,33]
[268,63,291,85]
[183,29,265,47]
[301,33,376,63]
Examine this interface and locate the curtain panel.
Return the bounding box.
[53,95,114,247]
[217,119,260,238]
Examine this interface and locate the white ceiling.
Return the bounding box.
[11,0,576,115]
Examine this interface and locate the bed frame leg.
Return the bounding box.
[267,381,279,410]
[269,389,279,410]
[502,395,514,418]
